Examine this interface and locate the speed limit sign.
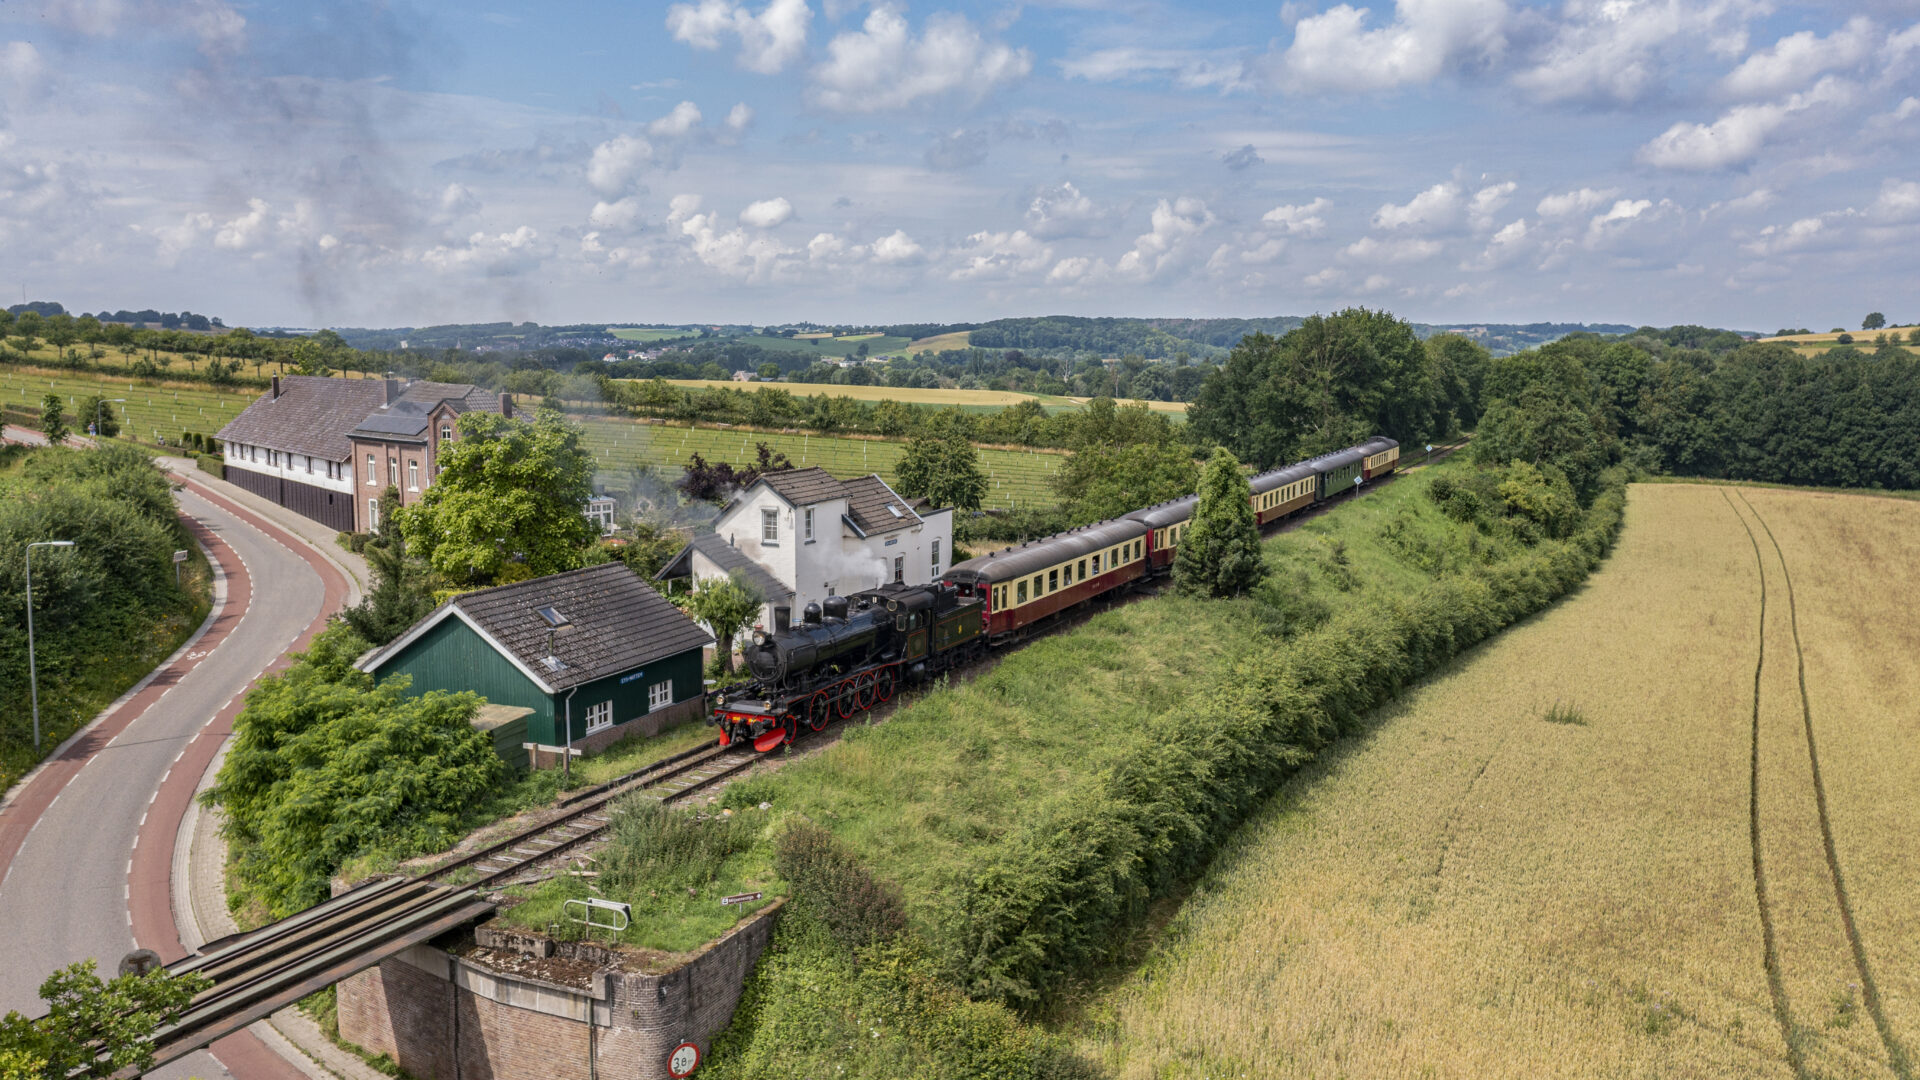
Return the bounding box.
[667,1041,700,1077]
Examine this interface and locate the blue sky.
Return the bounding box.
[0,0,1914,330]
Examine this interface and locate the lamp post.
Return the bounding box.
[26,540,77,752]
[92,397,125,440]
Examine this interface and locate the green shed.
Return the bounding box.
[355,563,715,766]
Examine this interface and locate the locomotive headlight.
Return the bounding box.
[752,629,768,646]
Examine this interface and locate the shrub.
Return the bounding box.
[774,820,906,952]
[195,453,224,481]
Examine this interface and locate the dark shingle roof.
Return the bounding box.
[840,474,921,536]
[363,563,712,692]
[757,466,847,507]
[215,376,389,461]
[656,533,794,604]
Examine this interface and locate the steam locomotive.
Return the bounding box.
[711,435,1400,752]
[712,584,986,752]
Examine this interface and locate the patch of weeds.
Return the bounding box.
[1542,701,1588,726]
[1830,982,1860,1029]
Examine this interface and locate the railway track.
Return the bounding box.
[422,743,760,889]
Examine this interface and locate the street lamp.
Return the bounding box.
[25,540,77,752]
[92,398,125,440]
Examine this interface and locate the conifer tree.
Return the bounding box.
[39,394,67,446]
[1173,446,1265,598]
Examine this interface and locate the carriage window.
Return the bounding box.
[1078,558,1087,578]
[1048,569,1058,592]
[1091,553,1101,573]
[1062,564,1072,586]
[1017,581,1028,603]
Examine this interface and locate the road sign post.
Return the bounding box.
[173,548,188,587]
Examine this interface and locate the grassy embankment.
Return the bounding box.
[1079,483,1920,1079]
[0,365,251,445]
[732,333,917,358]
[0,445,214,794]
[608,328,695,342]
[688,454,1630,1077]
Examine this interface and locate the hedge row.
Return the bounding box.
[935,468,1631,1008]
[195,453,224,480]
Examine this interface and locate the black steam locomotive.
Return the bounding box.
[712,582,986,752]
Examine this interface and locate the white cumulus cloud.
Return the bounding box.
[868,229,926,264]
[648,101,703,137]
[1344,235,1443,262]
[213,198,269,249]
[1536,187,1619,217]
[665,0,811,74]
[589,197,644,230]
[1272,0,1509,94]
[1638,77,1850,170]
[1741,216,1824,255]
[1871,179,1920,221]
[1468,181,1516,229]
[1026,181,1114,239]
[1262,197,1331,234]
[586,134,654,195]
[1373,182,1461,230]
[1513,0,1759,105]
[725,103,754,132]
[950,229,1052,280]
[1116,196,1213,278]
[1719,17,1872,100]
[739,196,794,228]
[811,6,1032,113]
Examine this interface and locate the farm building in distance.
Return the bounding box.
[354,563,713,769]
[657,466,952,632]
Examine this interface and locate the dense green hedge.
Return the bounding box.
[194,453,223,480]
[934,468,1629,1007]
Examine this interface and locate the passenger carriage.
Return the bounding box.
[943,518,1148,640]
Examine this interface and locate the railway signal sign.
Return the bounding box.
[667,1041,701,1077]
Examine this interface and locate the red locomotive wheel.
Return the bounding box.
[874,666,897,703]
[806,692,830,732]
[834,679,858,720]
[854,671,877,710]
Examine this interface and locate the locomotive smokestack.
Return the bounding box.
[774,605,791,633]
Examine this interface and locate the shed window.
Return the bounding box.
[585,701,613,734]
[762,508,779,544]
[650,681,673,711]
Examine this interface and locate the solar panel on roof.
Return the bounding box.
[537,606,570,627]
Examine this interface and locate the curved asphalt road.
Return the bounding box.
[0,479,328,1079]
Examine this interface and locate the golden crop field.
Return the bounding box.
[907,330,972,352]
[1082,483,1920,1079]
[646,378,1188,414]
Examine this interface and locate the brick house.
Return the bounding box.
[215,375,512,533]
[353,563,713,768]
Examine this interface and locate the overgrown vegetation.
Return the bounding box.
[703,444,1629,1074]
[0,961,210,1080]
[203,623,508,916]
[0,445,210,792]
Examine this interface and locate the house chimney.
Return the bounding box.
[271,375,281,399]
[773,605,791,633]
[500,393,514,419]
[384,378,404,406]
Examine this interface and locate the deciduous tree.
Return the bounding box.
[683,572,761,674]
[1862,311,1886,330]
[1173,447,1265,598]
[894,414,987,512]
[38,395,66,446]
[0,961,211,1079]
[397,408,596,585]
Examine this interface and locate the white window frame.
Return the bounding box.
[365,454,377,485]
[585,700,614,734]
[931,539,940,573]
[893,555,904,584]
[367,498,380,531]
[440,424,453,442]
[408,460,419,491]
[649,680,673,712]
[761,507,779,545]
[804,507,815,542]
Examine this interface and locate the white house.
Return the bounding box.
[657,467,953,632]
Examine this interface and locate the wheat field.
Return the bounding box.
[1081,483,1920,1079]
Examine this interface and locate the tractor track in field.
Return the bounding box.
[1722,488,1807,1079]
[1735,489,1915,1080]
